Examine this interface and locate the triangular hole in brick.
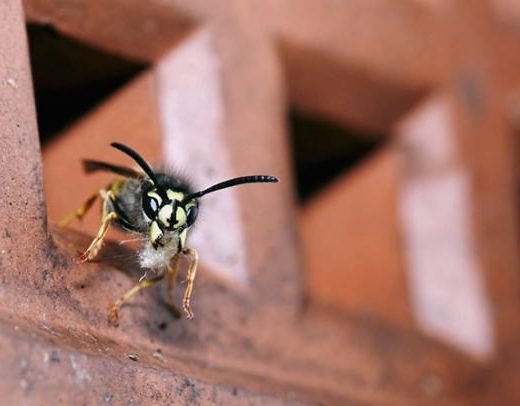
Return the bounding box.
[290,110,385,202]
[27,23,147,144]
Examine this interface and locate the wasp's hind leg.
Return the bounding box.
[108,275,164,326]
[75,190,118,263]
[59,192,100,227]
[182,248,199,319]
[166,257,182,318]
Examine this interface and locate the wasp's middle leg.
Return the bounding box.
[59,192,99,227]
[108,275,164,326]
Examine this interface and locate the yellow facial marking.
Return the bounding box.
[158,205,173,227]
[166,189,184,201]
[149,221,163,244]
[174,206,187,228]
[185,200,197,210]
[147,191,163,205]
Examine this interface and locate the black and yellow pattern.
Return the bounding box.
[62,142,278,326]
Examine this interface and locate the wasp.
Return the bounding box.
[60,142,278,326]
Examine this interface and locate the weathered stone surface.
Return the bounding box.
[0,0,518,403]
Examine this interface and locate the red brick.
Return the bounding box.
[300,147,413,328]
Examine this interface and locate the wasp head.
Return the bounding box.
[110,142,278,250]
[142,186,199,249]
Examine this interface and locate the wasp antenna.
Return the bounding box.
[185,175,279,201]
[110,142,158,184]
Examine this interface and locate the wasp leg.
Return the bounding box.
[75,190,117,263]
[108,275,164,326]
[59,192,99,227]
[182,248,199,319]
[166,257,182,318]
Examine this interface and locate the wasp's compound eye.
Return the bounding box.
[142,194,159,220]
[186,206,199,227]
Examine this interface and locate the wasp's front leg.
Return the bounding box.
[182,248,199,319]
[75,190,118,263]
[166,256,182,318]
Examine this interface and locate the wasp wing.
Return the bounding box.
[82,160,144,179]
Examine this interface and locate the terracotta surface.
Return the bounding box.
[24,0,194,63]
[0,1,53,286]
[0,0,518,403]
[300,147,413,329]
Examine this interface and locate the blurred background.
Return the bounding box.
[2,0,520,403]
